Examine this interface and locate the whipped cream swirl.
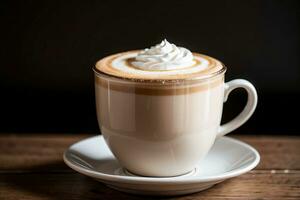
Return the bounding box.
[132,39,195,71]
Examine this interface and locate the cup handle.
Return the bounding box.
[217,79,258,137]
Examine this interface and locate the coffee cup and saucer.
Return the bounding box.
[64,40,260,196]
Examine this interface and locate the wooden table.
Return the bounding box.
[0,134,299,200]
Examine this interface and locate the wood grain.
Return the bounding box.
[0,134,89,171]
[234,134,300,170]
[1,170,299,200]
[1,134,299,171]
[0,134,300,200]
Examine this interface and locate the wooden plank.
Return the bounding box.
[0,134,90,171]
[0,134,299,199]
[235,134,300,170]
[0,170,299,200]
[0,134,299,171]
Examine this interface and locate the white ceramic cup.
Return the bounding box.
[94,67,257,177]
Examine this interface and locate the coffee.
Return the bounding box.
[94,40,257,177]
[95,39,224,81]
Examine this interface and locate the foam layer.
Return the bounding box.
[95,51,224,81]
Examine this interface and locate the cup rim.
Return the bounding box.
[93,55,227,84]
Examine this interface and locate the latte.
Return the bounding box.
[93,40,257,177]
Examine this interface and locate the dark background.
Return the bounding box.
[0,0,299,134]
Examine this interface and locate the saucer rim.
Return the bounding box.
[63,135,260,185]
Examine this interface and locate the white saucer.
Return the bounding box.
[63,135,260,196]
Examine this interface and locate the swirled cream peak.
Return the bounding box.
[132,39,195,71]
